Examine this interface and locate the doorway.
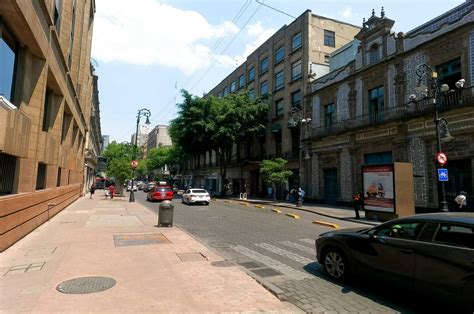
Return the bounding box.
[324,168,338,204]
[445,159,472,211]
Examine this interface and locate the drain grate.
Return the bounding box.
[56,276,116,294]
[250,268,282,277]
[211,260,236,267]
[114,233,171,247]
[238,261,261,269]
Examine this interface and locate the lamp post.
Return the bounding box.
[129,108,151,202]
[414,64,451,212]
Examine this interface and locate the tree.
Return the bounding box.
[260,158,293,202]
[169,90,268,196]
[147,146,172,180]
[102,142,133,195]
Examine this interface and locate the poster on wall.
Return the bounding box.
[362,165,395,213]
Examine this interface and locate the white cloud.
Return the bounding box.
[341,7,353,18]
[92,0,239,75]
[234,22,276,65]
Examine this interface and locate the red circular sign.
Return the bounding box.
[436,152,448,165]
[130,160,138,169]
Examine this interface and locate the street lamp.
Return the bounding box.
[129,108,151,202]
[412,64,462,212]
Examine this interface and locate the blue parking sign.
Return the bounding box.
[438,168,449,182]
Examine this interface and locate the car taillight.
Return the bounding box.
[166,192,173,196]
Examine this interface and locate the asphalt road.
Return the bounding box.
[136,193,465,313]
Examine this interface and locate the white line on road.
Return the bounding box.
[299,238,316,245]
[279,240,315,255]
[232,245,311,280]
[255,243,313,265]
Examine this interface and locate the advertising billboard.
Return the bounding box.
[362,165,395,213]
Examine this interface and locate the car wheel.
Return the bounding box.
[323,248,348,280]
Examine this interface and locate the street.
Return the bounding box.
[135,193,461,313]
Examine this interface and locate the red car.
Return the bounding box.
[147,185,174,202]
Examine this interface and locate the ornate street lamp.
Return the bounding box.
[129,108,151,202]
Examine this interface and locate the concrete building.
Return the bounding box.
[101,134,110,151]
[0,0,98,251]
[147,125,172,151]
[306,2,473,211]
[183,10,361,196]
[131,124,149,148]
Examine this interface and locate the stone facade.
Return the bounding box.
[0,0,99,251]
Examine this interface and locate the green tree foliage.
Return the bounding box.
[260,158,293,202]
[102,142,133,194]
[169,90,268,195]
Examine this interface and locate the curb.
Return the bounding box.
[271,208,282,214]
[312,220,339,229]
[285,213,300,219]
[255,205,265,209]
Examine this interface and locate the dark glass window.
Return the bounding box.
[61,111,72,143]
[68,0,76,67]
[324,30,335,47]
[364,152,393,164]
[36,163,47,190]
[57,167,62,187]
[275,70,284,91]
[325,103,335,127]
[434,223,474,248]
[375,222,422,240]
[369,86,384,123]
[369,44,379,64]
[53,0,62,31]
[291,60,302,81]
[0,21,18,102]
[223,86,229,96]
[230,81,237,93]
[42,89,53,132]
[275,99,284,116]
[239,74,245,88]
[291,90,301,108]
[275,46,284,64]
[260,57,269,74]
[292,32,302,51]
[217,91,222,98]
[0,153,17,195]
[248,89,255,100]
[260,80,268,96]
[436,58,462,87]
[248,67,255,82]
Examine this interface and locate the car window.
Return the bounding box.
[191,189,207,194]
[375,222,422,240]
[185,190,190,194]
[416,222,438,242]
[433,223,474,249]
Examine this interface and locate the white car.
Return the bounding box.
[126,184,138,192]
[182,189,210,205]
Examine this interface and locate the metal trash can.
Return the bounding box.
[158,200,174,227]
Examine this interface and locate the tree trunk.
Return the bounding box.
[217,150,227,197]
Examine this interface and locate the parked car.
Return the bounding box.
[143,182,156,192]
[126,184,137,192]
[315,213,474,310]
[147,185,174,202]
[182,188,211,205]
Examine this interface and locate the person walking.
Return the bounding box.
[108,183,116,200]
[89,184,96,199]
[454,191,467,210]
[352,192,363,219]
[298,188,305,204]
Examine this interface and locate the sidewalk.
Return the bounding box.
[227,196,381,226]
[0,194,299,313]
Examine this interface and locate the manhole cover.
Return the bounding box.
[211,260,236,267]
[209,242,236,248]
[56,276,116,294]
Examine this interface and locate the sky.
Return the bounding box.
[91,0,465,143]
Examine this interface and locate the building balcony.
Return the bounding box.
[312,86,473,138]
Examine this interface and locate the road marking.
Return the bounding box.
[279,240,315,255]
[312,220,339,229]
[271,209,282,214]
[285,213,300,219]
[255,243,313,264]
[255,205,265,209]
[299,238,315,245]
[232,245,311,280]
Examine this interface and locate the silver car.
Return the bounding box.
[182,188,210,205]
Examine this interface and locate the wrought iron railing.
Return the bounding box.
[311,86,473,138]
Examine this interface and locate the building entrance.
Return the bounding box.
[324,168,338,204]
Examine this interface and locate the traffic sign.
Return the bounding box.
[436,152,448,166]
[130,160,138,169]
[438,168,449,182]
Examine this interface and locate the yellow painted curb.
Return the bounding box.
[285,213,300,219]
[239,202,249,206]
[271,208,282,214]
[255,205,265,209]
[312,220,339,229]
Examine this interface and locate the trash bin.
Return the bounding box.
[158,200,174,227]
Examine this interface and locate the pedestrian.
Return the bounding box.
[267,186,273,199]
[108,183,115,199]
[299,188,305,204]
[283,188,289,202]
[454,191,467,210]
[89,183,96,199]
[352,192,363,219]
[289,186,296,204]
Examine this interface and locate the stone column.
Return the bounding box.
[310,153,319,197]
[340,148,352,202]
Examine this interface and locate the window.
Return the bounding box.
[291,90,301,108]
[275,70,284,91]
[369,86,384,123]
[325,103,335,127]
[42,89,53,131]
[291,60,302,81]
[217,91,222,98]
[324,55,330,63]
[239,74,245,88]
[260,80,268,96]
[0,20,19,102]
[248,67,255,82]
[53,0,62,31]
[436,58,462,87]
[260,57,269,74]
[275,46,284,64]
[374,222,422,240]
[0,153,17,195]
[36,163,47,190]
[275,99,284,116]
[434,223,474,248]
[292,32,302,51]
[223,86,229,96]
[368,44,379,64]
[324,30,335,47]
[68,0,77,67]
[61,111,72,143]
[248,89,255,100]
[230,81,237,93]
